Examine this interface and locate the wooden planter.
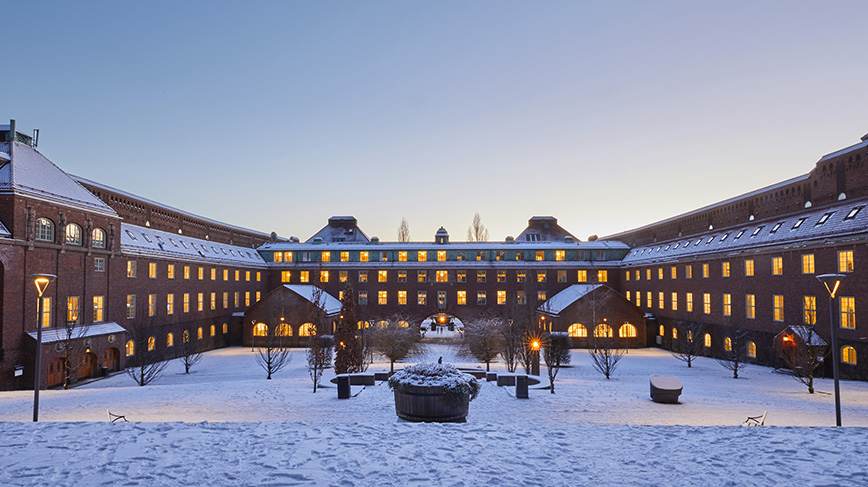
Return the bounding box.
[393,385,470,423]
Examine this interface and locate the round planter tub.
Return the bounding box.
[393,385,469,423]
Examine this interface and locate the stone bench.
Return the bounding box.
[330,373,376,386]
[496,374,541,387]
[650,375,682,404]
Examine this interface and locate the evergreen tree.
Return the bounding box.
[334,286,363,374]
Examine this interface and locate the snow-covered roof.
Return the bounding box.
[817,139,868,163]
[258,240,629,252]
[783,325,828,347]
[71,175,271,239]
[622,197,868,265]
[121,223,268,267]
[283,285,341,315]
[0,142,118,217]
[27,322,126,344]
[538,284,601,316]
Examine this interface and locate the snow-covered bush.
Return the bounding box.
[388,363,480,403]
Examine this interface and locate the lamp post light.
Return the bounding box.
[531,339,540,377]
[30,273,56,422]
[817,273,846,427]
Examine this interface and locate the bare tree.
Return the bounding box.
[306,286,333,392]
[397,217,411,242]
[498,319,523,373]
[717,324,752,379]
[59,318,90,389]
[334,286,363,374]
[588,329,624,380]
[254,322,293,380]
[671,320,706,368]
[125,318,170,386]
[467,212,489,242]
[456,318,503,371]
[503,285,540,374]
[543,332,571,393]
[370,316,423,373]
[780,326,827,394]
[175,326,203,374]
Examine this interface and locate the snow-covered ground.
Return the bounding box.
[1,343,867,486]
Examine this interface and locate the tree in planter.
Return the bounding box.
[175,326,203,374]
[370,316,423,373]
[671,320,707,368]
[717,324,752,379]
[456,317,504,372]
[125,317,170,386]
[334,286,364,375]
[780,326,827,394]
[543,332,571,393]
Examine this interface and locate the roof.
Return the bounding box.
[818,139,868,163]
[538,284,601,315]
[258,240,629,252]
[622,197,868,265]
[778,325,828,347]
[0,142,119,217]
[121,223,268,267]
[283,285,341,315]
[0,219,10,237]
[27,322,126,344]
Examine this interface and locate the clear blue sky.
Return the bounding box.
[6,1,868,242]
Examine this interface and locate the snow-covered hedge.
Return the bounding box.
[388,363,480,403]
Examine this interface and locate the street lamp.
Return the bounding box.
[817,273,846,427]
[30,273,56,422]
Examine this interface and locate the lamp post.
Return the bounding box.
[531,339,540,376]
[817,273,846,427]
[30,273,56,422]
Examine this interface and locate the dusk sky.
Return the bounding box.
[6,1,868,242]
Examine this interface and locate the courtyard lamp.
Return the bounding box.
[816,273,846,427]
[30,273,56,422]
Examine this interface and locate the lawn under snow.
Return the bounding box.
[1,341,867,486]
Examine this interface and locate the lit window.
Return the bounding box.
[183,266,190,279]
[597,270,607,282]
[593,324,613,338]
[477,291,487,305]
[210,292,216,310]
[398,251,407,262]
[568,324,587,337]
[626,271,631,281]
[685,265,693,279]
[803,296,817,325]
[745,259,754,277]
[378,291,387,305]
[457,271,466,283]
[223,323,228,334]
[359,271,368,283]
[686,293,693,312]
[671,266,677,279]
[65,223,82,245]
[558,270,567,283]
[93,296,104,322]
[436,270,448,282]
[658,268,663,280]
[497,271,506,282]
[658,292,664,309]
[398,271,407,282]
[234,292,239,308]
[198,267,204,280]
[723,294,731,316]
[360,251,369,262]
[245,292,250,307]
[340,271,348,282]
[457,291,467,305]
[672,328,677,340]
[210,268,216,280]
[703,293,711,314]
[281,271,291,283]
[276,323,291,336]
[167,294,174,315]
[477,271,486,283]
[183,293,190,313]
[417,291,426,305]
[842,346,857,365]
[658,325,664,336]
[300,271,309,283]
[253,323,267,336]
[747,341,756,358]
[273,252,283,263]
[619,324,636,338]
[198,293,204,312]
[417,251,426,262]
[437,250,446,262]
[497,290,507,305]
[536,251,544,261]
[223,292,228,308]
[167,264,175,279]
[702,263,710,278]
[773,295,784,321]
[147,336,155,351]
[772,257,783,275]
[320,271,329,282]
[197,327,203,340]
[838,250,854,273]
[646,292,652,308]
[646,269,651,280]
[167,333,174,347]
[35,218,54,241]
[671,292,677,311]
[125,340,135,357]
[537,271,546,283]
[127,260,137,278]
[92,228,106,248]
[636,292,641,307]
[322,251,330,262]
[398,291,407,305]
[358,291,368,305]
[722,262,730,278]
[223,269,229,281]
[577,270,587,282]
[555,250,565,261]
[841,296,856,329]
[724,337,732,352]
[704,333,711,348]
[802,254,815,274]
[126,295,136,319]
[234,270,239,281]
[256,272,261,282]
[339,251,349,262]
[149,263,157,279]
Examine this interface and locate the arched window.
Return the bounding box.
[253,323,267,336]
[299,323,315,337]
[672,328,678,340]
[568,323,587,337]
[619,323,637,338]
[210,325,215,337]
[197,327,203,340]
[704,333,711,348]
[35,218,54,241]
[66,223,82,245]
[222,323,228,334]
[92,228,106,248]
[593,324,613,338]
[747,341,757,358]
[167,333,174,347]
[125,340,135,356]
[357,321,370,329]
[276,323,292,336]
[376,320,389,328]
[183,330,190,342]
[842,346,857,365]
[724,337,732,352]
[658,325,664,336]
[398,320,409,328]
[147,336,155,351]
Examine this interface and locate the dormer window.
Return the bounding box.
[792,218,806,230]
[845,206,863,220]
[816,212,834,225]
[751,226,763,237]
[124,229,137,241]
[141,233,152,243]
[720,233,729,242]
[770,222,783,234]
[735,229,746,239]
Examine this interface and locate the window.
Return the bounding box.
[803,296,817,325]
[555,250,565,261]
[636,292,642,307]
[273,252,283,263]
[65,223,82,245]
[597,270,607,282]
[184,293,190,313]
[517,291,526,305]
[477,291,487,305]
[281,271,292,283]
[722,262,730,278]
[398,290,407,305]
[723,294,731,316]
[646,292,652,308]
[842,346,857,365]
[396,270,407,283]
[686,293,693,312]
[457,271,466,283]
[802,254,815,274]
[35,218,54,241]
[66,296,79,324]
[671,266,677,279]
[379,251,388,262]
[165,264,174,279]
[477,271,486,283]
[253,323,267,337]
[626,271,631,281]
[437,250,446,262]
[378,291,387,305]
[745,259,754,277]
[685,265,693,279]
[245,292,250,306]
[626,291,631,301]
[671,293,678,311]
[234,270,239,281]
[320,271,329,283]
[222,269,228,281]
[537,271,546,283]
[558,270,567,283]
[321,251,330,262]
[167,294,174,315]
[198,267,204,280]
[256,272,261,282]
[535,251,544,261]
[457,291,467,305]
[702,263,710,278]
[657,268,663,280]
[704,333,712,348]
[417,251,426,262]
[222,292,228,309]
[838,250,854,273]
[577,270,587,282]
[93,257,105,272]
[91,228,106,248]
[436,270,448,282]
[772,257,783,275]
[646,269,651,280]
[658,325,664,336]
[210,292,216,310]
[816,212,834,225]
[147,336,156,352]
[359,251,369,262]
[183,266,190,279]
[417,291,426,305]
[359,271,368,283]
[841,296,856,329]
[593,324,613,338]
[396,251,407,262]
[672,328,677,340]
[299,323,315,337]
[773,295,784,322]
[197,327,203,340]
[495,271,506,283]
[223,323,228,334]
[198,293,204,311]
[276,323,291,336]
[497,290,506,305]
[568,324,587,337]
[211,268,216,280]
[703,293,711,314]
[147,295,157,316]
[658,292,664,309]
[746,294,755,319]
[300,271,309,283]
[340,271,348,282]
[747,341,756,358]
[149,262,157,279]
[127,260,137,278]
[619,324,637,338]
[724,337,732,352]
[125,340,135,357]
[126,295,136,319]
[167,333,174,347]
[245,271,250,281]
[234,292,239,308]
[93,296,104,322]
[358,291,368,305]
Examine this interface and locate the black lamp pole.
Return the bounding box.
[817,273,846,427]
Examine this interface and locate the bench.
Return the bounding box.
[744,411,767,426]
[107,410,128,423]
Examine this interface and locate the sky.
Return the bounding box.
[5,1,868,242]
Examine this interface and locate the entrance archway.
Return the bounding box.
[421,313,464,335]
[78,352,98,379]
[47,358,65,388]
[104,348,120,372]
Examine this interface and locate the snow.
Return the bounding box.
[1,344,868,485]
